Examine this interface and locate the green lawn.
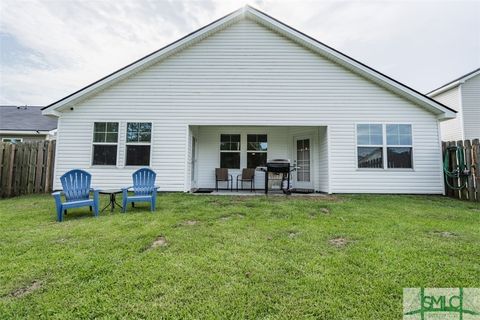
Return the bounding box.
[0,193,478,319]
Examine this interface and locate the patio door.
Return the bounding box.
[293,136,313,189]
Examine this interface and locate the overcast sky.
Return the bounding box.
[0,0,478,106]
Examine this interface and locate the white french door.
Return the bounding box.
[293,136,314,189]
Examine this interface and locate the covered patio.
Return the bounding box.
[187,126,329,194]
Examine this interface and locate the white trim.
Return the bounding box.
[428,69,480,97]
[42,6,455,120]
[184,125,190,192]
[246,133,268,168]
[436,121,445,195]
[52,118,61,189]
[90,121,120,167]
[124,122,153,167]
[219,133,242,169]
[355,122,414,170]
[327,126,332,194]
[458,84,465,140]
[0,130,50,135]
[292,134,315,189]
[1,137,23,143]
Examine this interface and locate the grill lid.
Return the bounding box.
[266,159,290,170]
[267,159,290,164]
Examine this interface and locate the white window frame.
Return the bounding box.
[219,133,241,169]
[356,123,384,169]
[385,124,414,170]
[91,122,119,167]
[246,134,268,168]
[355,123,414,170]
[125,122,152,167]
[2,137,23,143]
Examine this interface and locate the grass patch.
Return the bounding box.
[0,193,478,319]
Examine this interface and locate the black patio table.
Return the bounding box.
[100,189,123,212]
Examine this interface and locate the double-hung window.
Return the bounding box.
[220,134,240,168]
[356,123,413,169]
[2,137,23,144]
[126,122,152,166]
[386,124,412,168]
[92,122,118,165]
[357,124,384,168]
[247,134,267,168]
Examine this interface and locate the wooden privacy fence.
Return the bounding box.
[442,139,480,202]
[0,141,56,198]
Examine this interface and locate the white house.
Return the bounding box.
[428,68,480,141]
[42,6,456,194]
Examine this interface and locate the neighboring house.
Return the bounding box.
[42,6,455,194]
[0,105,57,143]
[427,68,480,141]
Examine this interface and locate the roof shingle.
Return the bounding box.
[0,106,57,131]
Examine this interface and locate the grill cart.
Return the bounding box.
[259,159,296,195]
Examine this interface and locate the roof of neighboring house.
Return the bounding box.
[427,68,480,97]
[42,5,456,119]
[0,105,57,132]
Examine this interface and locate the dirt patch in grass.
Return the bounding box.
[9,280,42,298]
[151,236,168,248]
[182,220,199,226]
[432,231,458,238]
[309,207,331,218]
[219,213,245,221]
[52,237,69,244]
[288,231,300,238]
[291,195,340,202]
[329,237,351,248]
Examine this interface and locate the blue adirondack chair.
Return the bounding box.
[52,169,100,222]
[122,168,159,212]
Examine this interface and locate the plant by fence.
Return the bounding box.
[0,141,56,198]
[442,139,479,202]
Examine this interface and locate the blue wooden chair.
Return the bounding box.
[122,168,159,212]
[52,169,100,222]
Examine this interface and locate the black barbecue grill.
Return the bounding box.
[260,159,295,194]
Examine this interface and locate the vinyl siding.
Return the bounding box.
[54,18,443,194]
[434,86,463,141]
[461,74,480,139]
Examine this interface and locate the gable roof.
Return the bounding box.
[1,105,57,132]
[42,5,456,119]
[427,68,480,97]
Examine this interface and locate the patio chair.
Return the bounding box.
[236,168,255,192]
[52,169,99,222]
[122,168,159,212]
[215,168,233,191]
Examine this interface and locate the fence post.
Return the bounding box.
[34,141,44,193]
[457,140,468,200]
[473,139,480,202]
[44,141,54,193]
[464,140,474,201]
[0,143,5,197]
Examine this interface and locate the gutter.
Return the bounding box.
[427,80,463,97]
[0,130,52,135]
